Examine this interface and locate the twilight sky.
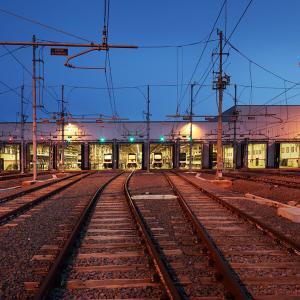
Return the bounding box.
[0,0,299,122]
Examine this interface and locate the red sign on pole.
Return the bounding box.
[50,48,68,56]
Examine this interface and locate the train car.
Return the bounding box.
[127,153,137,168]
[103,153,113,169]
[152,152,163,168]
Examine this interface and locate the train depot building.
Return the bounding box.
[0,105,299,172]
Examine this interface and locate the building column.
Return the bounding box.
[113,139,117,169]
[202,142,210,169]
[267,141,275,168]
[174,139,180,169]
[84,143,89,170]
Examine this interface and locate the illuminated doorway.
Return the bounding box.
[0,144,20,171]
[58,143,82,170]
[210,144,234,169]
[247,143,267,168]
[27,144,50,170]
[150,144,173,169]
[89,143,113,170]
[179,143,202,169]
[279,143,300,168]
[118,143,143,169]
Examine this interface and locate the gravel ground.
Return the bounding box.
[0,171,118,299]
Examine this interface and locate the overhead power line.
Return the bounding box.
[193,0,254,100]
[178,0,227,110]
[228,41,296,84]
[139,39,218,49]
[0,45,30,59]
[0,7,92,43]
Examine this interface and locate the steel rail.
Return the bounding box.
[164,172,252,300]
[0,173,91,225]
[124,171,182,300]
[34,171,124,300]
[174,171,300,254]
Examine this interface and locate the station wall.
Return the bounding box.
[0,105,299,171]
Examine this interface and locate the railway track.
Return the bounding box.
[29,172,182,299]
[0,172,90,225]
[2,171,299,299]
[32,170,252,299]
[167,171,300,298]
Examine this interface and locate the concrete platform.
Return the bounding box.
[195,173,232,187]
[210,179,232,188]
[277,207,300,223]
[245,193,291,209]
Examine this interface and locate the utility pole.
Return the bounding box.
[32,35,37,181]
[233,84,237,169]
[0,37,138,180]
[20,85,25,174]
[61,84,65,173]
[189,83,195,172]
[213,30,230,179]
[146,85,150,172]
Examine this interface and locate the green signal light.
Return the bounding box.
[159,135,165,142]
[66,136,72,143]
[128,136,135,143]
[99,137,106,143]
[188,136,192,141]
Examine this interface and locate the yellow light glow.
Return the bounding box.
[180,123,202,139]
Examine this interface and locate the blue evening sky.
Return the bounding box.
[0,0,299,121]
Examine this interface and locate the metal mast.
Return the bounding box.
[189,83,195,171]
[61,84,65,172]
[214,30,230,179]
[146,85,150,172]
[32,35,37,181]
[233,84,237,169]
[20,85,25,174]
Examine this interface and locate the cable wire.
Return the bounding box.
[0,7,92,43]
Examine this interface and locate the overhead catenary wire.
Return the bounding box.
[193,0,254,100]
[177,0,227,110]
[228,41,296,84]
[0,7,92,43]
